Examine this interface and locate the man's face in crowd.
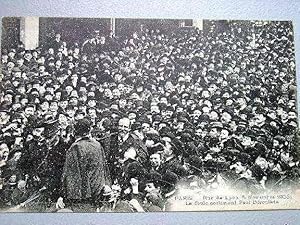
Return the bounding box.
[118,99,127,109]
[130,92,140,100]
[69,97,78,106]
[39,65,46,73]
[32,51,38,58]
[50,102,58,112]
[16,58,24,67]
[128,112,136,123]
[2,54,8,62]
[202,106,210,114]
[58,114,68,127]
[32,127,44,138]
[88,108,97,119]
[209,128,218,138]
[176,106,184,113]
[0,112,9,123]
[0,143,10,165]
[17,85,26,94]
[220,129,229,140]
[104,89,113,99]
[48,48,54,55]
[24,106,35,117]
[150,153,161,168]
[12,103,22,111]
[241,136,252,147]
[118,118,131,137]
[8,51,15,59]
[114,74,123,82]
[209,111,219,121]
[66,108,75,118]
[75,113,85,120]
[193,109,201,120]
[237,97,246,107]
[112,88,121,98]
[254,114,266,125]
[40,101,49,111]
[55,33,61,41]
[46,86,55,94]
[281,111,289,122]
[4,94,13,104]
[225,99,233,106]
[65,85,73,95]
[150,105,160,114]
[55,60,62,69]
[288,111,297,119]
[7,62,15,69]
[88,99,96,108]
[144,182,159,194]
[221,112,232,123]
[20,98,28,106]
[142,122,151,133]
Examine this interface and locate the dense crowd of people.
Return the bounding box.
[0,20,299,212]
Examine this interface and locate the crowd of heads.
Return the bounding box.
[0,20,300,211]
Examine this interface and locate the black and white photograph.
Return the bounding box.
[0,17,299,212]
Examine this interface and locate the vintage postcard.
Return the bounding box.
[0,17,299,212]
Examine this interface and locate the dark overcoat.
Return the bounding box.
[61,136,111,201]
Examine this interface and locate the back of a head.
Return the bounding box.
[74,118,91,136]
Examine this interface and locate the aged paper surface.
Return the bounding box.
[0,17,299,212]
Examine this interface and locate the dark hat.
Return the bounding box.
[210,121,223,129]
[145,171,162,185]
[160,131,175,140]
[131,121,142,131]
[12,67,21,73]
[161,171,179,187]
[187,155,203,173]
[43,118,60,138]
[127,161,145,180]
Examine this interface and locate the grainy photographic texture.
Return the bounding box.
[0,17,299,212]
